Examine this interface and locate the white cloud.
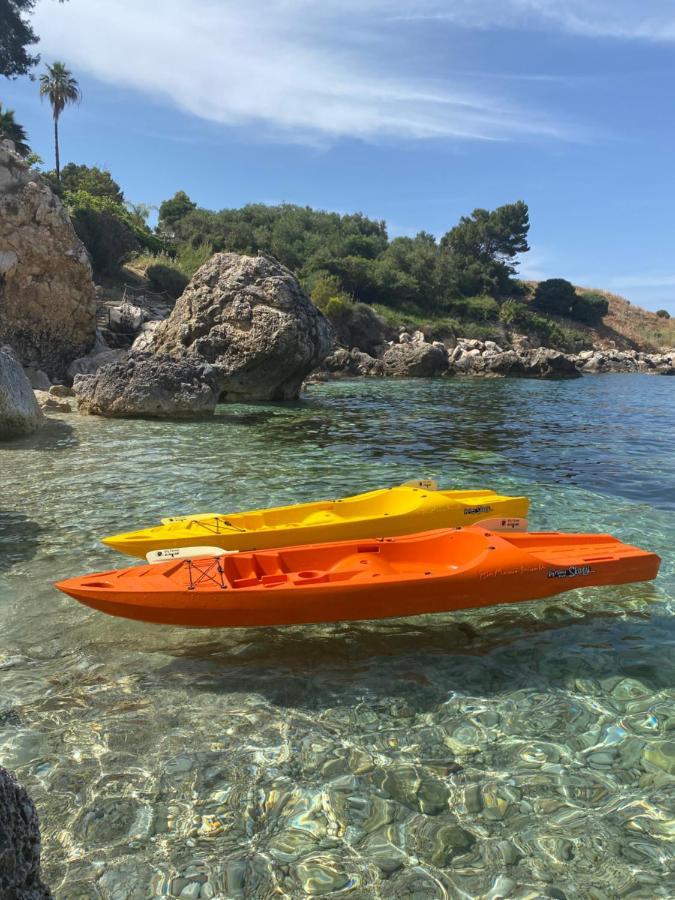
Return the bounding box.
[32,0,570,145]
[389,1,675,41]
[33,0,674,146]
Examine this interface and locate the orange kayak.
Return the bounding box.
[55,527,660,628]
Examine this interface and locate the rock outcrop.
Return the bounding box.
[74,357,220,418]
[381,341,449,377]
[0,349,43,438]
[574,347,674,375]
[150,253,333,401]
[0,767,51,899]
[318,334,582,380]
[0,140,96,381]
[447,340,581,379]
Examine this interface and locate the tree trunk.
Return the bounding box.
[54,114,60,182]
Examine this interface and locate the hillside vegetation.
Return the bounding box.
[47,164,673,353]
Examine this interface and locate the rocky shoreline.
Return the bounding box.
[318,333,675,381]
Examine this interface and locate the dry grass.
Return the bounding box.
[523,282,675,352]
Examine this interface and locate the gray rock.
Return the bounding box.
[66,348,128,381]
[321,348,384,377]
[517,347,581,379]
[0,350,43,438]
[150,252,333,401]
[0,142,96,381]
[130,320,161,355]
[450,347,581,379]
[381,342,449,377]
[24,369,51,391]
[74,356,220,419]
[0,766,51,898]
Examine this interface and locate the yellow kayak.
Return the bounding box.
[102,481,529,559]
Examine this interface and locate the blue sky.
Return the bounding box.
[4,0,675,313]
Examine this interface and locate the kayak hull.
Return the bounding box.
[101,486,529,558]
[57,528,661,628]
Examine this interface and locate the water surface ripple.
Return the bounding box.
[1,375,673,898]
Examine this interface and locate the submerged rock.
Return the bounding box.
[0,140,96,381]
[74,356,220,419]
[0,349,43,438]
[0,767,51,898]
[150,252,334,401]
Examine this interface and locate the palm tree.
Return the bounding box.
[0,104,31,158]
[39,61,81,182]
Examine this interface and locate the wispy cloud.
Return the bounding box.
[33,0,572,145]
[388,1,675,41]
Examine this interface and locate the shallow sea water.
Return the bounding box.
[1,375,674,899]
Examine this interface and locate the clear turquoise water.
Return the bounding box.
[0,375,673,899]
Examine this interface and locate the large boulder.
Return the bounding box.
[0,141,96,381]
[74,357,220,419]
[381,341,449,377]
[150,253,333,401]
[0,767,51,899]
[0,349,43,438]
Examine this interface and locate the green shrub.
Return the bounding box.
[65,190,163,275]
[571,291,609,324]
[174,242,215,277]
[657,309,671,319]
[499,300,590,351]
[533,278,577,316]
[446,295,499,322]
[146,263,189,299]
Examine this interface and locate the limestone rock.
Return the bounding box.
[74,357,220,419]
[381,342,449,377]
[0,141,96,381]
[321,348,384,377]
[130,320,161,355]
[574,348,673,375]
[66,348,127,381]
[48,384,74,398]
[448,344,581,379]
[0,349,43,438]
[33,390,74,413]
[517,347,581,379]
[150,253,333,401]
[0,767,51,899]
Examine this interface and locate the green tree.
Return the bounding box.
[39,61,80,182]
[439,201,530,297]
[533,278,577,316]
[656,309,670,319]
[158,190,197,232]
[1,0,38,77]
[0,102,30,156]
[46,162,124,202]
